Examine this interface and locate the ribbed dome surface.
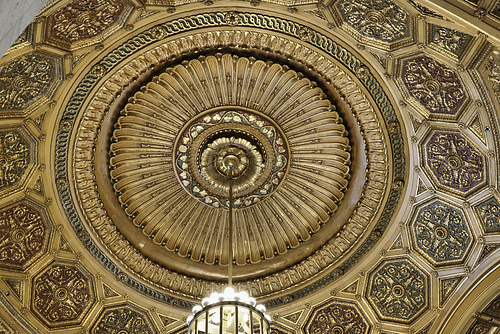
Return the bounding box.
[109,54,351,266]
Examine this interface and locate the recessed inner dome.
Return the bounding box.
[109,53,352,270]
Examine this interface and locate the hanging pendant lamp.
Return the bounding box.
[187,153,271,334]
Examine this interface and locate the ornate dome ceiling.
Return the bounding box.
[0,0,499,333]
[60,13,402,300]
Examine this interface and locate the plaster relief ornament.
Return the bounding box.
[333,0,414,49]
[45,0,133,50]
[0,130,30,190]
[305,298,371,334]
[0,53,61,116]
[401,56,467,117]
[92,304,156,334]
[423,131,485,196]
[0,201,51,270]
[367,258,428,323]
[475,197,500,233]
[411,200,472,266]
[31,261,95,328]
[175,110,288,210]
[429,25,472,58]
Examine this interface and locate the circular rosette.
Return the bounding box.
[176,109,287,209]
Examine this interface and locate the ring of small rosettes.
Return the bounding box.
[71,29,389,299]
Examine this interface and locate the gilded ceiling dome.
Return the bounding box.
[0,0,499,333]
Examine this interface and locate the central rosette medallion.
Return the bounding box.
[109,53,351,273]
[176,109,288,208]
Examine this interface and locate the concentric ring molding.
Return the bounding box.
[55,12,405,307]
[76,45,369,283]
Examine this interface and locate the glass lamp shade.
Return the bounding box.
[187,288,271,334]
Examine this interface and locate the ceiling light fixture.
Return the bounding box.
[187,147,271,334]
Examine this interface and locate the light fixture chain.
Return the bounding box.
[228,167,233,287]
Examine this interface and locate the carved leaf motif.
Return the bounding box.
[368,259,428,322]
[32,263,94,327]
[0,131,30,189]
[0,202,47,270]
[402,56,466,115]
[93,305,155,333]
[47,0,124,43]
[306,299,370,334]
[430,25,471,57]
[412,201,471,264]
[338,0,410,42]
[425,132,484,193]
[475,198,500,233]
[0,55,54,111]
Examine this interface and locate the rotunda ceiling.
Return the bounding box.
[0,0,499,333]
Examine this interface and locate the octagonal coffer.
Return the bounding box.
[421,130,486,198]
[91,303,157,333]
[44,0,134,51]
[31,260,96,328]
[366,257,429,324]
[409,199,474,267]
[329,0,415,50]
[304,298,371,334]
[0,200,52,271]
